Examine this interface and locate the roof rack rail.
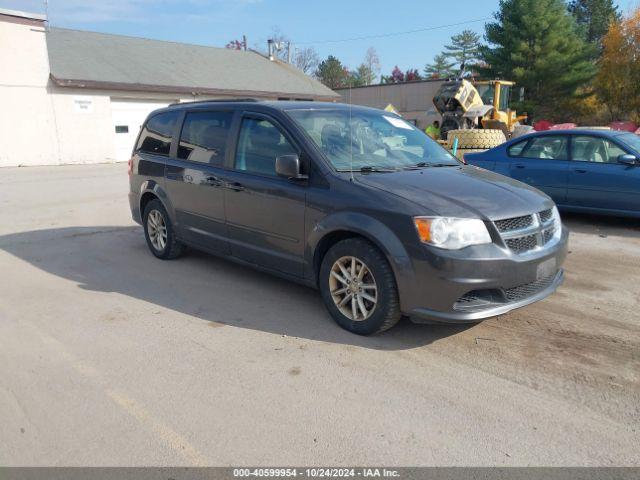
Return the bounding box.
[169,98,260,106]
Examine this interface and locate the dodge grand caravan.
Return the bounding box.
[129,101,568,335]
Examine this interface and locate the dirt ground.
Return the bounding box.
[0,163,638,466]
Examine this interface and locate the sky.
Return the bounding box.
[2,0,637,76]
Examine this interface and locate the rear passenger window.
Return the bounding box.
[137,111,179,156]
[508,140,527,157]
[521,135,569,160]
[177,111,234,164]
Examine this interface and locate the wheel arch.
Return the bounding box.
[138,180,175,223]
[308,213,415,306]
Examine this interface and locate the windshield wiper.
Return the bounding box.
[403,162,458,169]
[359,166,398,173]
[337,166,397,173]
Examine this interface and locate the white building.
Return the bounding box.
[0,8,338,167]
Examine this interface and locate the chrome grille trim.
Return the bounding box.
[494,209,558,254]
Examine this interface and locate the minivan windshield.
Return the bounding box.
[287,108,459,171]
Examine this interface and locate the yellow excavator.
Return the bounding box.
[432,79,528,142]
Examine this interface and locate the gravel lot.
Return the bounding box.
[0,163,638,466]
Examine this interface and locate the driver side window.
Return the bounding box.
[571,136,626,164]
[234,117,297,176]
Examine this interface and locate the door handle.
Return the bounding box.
[574,168,587,173]
[514,164,525,169]
[225,181,245,192]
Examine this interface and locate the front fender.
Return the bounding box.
[307,211,416,311]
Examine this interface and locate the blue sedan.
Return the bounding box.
[464,129,640,217]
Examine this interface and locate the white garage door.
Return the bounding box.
[110,99,175,161]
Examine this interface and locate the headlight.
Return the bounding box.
[551,206,562,240]
[413,217,492,250]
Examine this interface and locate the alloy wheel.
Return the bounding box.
[147,209,167,251]
[329,256,378,321]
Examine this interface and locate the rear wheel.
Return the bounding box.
[143,199,184,259]
[319,238,401,335]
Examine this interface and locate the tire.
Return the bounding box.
[447,129,506,149]
[142,199,184,260]
[319,238,401,335]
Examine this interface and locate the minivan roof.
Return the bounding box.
[163,100,389,114]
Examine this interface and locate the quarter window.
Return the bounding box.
[571,136,627,164]
[177,111,233,164]
[521,135,568,160]
[234,118,297,176]
[507,140,527,157]
[136,111,179,156]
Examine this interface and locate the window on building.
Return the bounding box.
[235,118,297,176]
[177,111,234,164]
[136,111,180,156]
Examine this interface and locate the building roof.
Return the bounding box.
[45,28,338,100]
[0,8,46,21]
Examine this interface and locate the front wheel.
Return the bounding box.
[319,238,401,335]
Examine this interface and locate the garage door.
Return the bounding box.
[110,99,175,161]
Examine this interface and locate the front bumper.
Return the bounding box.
[402,226,569,324]
[410,269,564,323]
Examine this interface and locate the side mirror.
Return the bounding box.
[276,154,308,180]
[617,154,639,166]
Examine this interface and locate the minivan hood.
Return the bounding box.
[355,165,553,220]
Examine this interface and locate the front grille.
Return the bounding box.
[494,209,558,254]
[539,208,553,223]
[495,214,533,232]
[505,234,538,253]
[504,274,557,302]
[543,227,555,244]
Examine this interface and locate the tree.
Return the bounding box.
[424,53,456,78]
[363,47,380,84]
[569,0,620,47]
[294,47,320,74]
[481,0,596,120]
[595,8,640,121]
[315,55,350,89]
[405,68,422,82]
[390,66,405,83]
[444,29,482,73]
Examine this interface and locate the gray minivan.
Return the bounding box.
[129,100,568,335]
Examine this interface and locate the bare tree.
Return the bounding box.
[294,47,320,74]
[363,47,380,85]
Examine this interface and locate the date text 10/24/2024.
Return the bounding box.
[233,468,400,478]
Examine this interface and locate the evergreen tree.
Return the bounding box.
[569,0,621,47]
[443,30,482,73]
[424,53,456,78]
[315,55,349,89]
[481,0,596,119]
